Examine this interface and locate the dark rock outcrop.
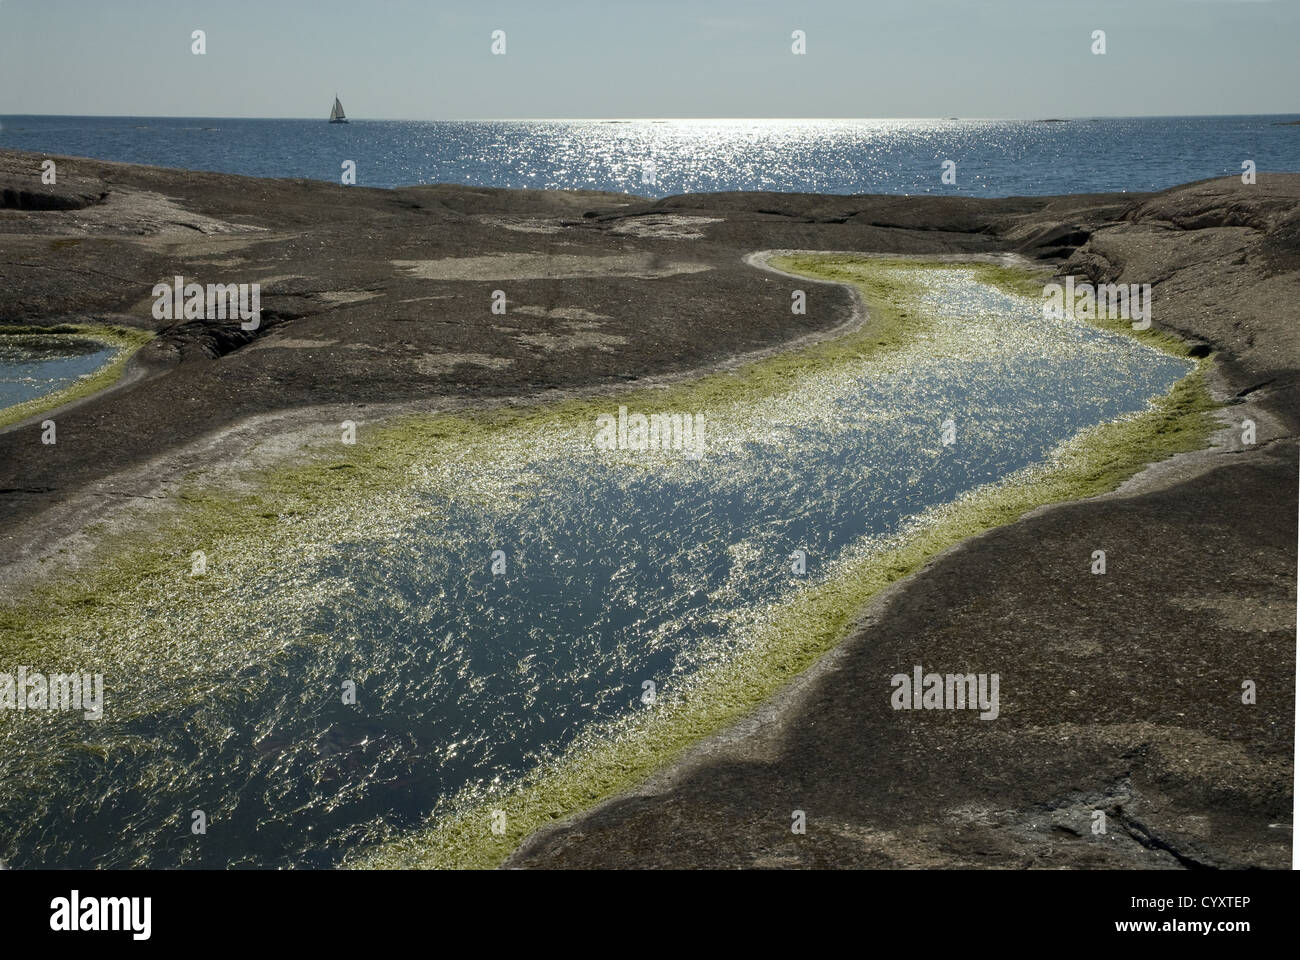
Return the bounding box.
[1,149,1295,870]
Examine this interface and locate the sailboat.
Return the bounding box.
[329,94,347,124]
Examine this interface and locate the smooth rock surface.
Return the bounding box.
[1,149,1295,869]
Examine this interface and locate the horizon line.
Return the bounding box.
[3,112,1299,124]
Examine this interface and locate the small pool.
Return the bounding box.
[0,335,118,411]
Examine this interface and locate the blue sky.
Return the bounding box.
[1,0,1296,119]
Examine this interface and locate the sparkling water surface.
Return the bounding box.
[2,115,1297,196]
[0,269,1191,868]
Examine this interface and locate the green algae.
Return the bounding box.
[0,256,1217,869]
[343,259,1217,870]
[347,375,1215,869]
[0,324,154,430]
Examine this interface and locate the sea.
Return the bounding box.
[2,115,1298,197]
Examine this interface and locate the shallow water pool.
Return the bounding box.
[0,335,118,412]
[0,266,1192,868]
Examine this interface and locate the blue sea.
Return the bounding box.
[2,115,1298,197]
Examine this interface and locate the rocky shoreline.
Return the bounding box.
[1,149,1296,868]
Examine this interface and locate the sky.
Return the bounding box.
[0,0,1297,120]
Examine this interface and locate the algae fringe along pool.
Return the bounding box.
[0,324,154,430]
[0,257,1216,870]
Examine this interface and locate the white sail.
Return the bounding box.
[330,96,346,122]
